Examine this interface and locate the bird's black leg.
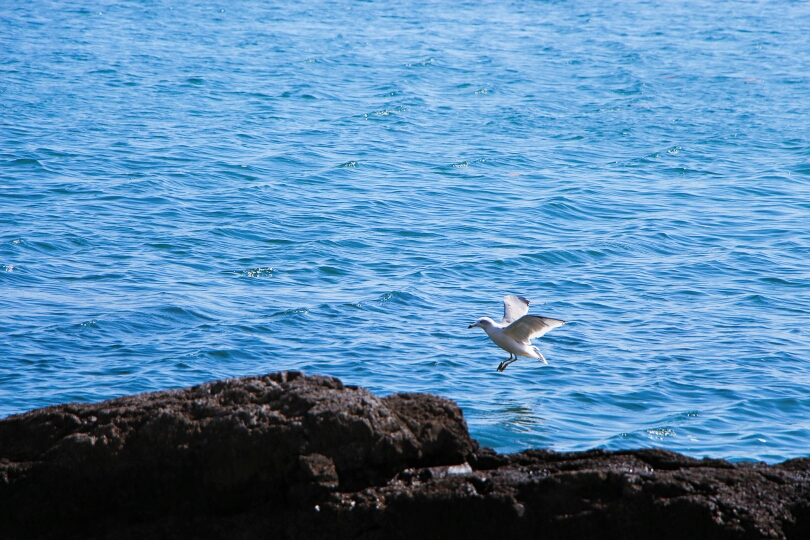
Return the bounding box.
[498,354,519,372]
[497,354,515,372]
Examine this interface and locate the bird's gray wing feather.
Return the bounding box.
[503,315,564,343]
[502,295,531,325]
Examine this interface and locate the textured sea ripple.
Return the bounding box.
[2,0,810,462]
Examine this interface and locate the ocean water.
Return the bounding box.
[2,0,810,464]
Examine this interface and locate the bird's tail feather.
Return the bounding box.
[533,347,548,365]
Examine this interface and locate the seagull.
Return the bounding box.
[468,295,565,372]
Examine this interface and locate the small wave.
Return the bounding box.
[234,267,276,278]
[204,349,233,360]
[211,228,276,244]
[6,158,44,168]
[406,58,434,67]
[364,106,405,118]
[738,294,771,306]
[35,148,79,158]
[544,196,596,221]
[318,266,347,276]
[377,290,427,306]
[646,427,676,440]
[521,248,607,265]
[55,273,127,282]
[157,306,217,322]
[271,308,308,318]
[759,276,805,288]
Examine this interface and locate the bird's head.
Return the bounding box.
[468,317,495,329]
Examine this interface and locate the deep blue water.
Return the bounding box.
[3,0,810,463]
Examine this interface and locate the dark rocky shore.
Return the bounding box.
[2,372,808,540]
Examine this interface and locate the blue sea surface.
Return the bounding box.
[2,0,810,463]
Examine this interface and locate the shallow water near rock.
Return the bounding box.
[2,0,810,463]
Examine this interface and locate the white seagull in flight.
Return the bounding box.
[468,295,565,372]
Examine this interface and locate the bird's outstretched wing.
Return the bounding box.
[503,315,565,343]
[502,295,530,325]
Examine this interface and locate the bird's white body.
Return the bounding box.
[473,317,547,362]
[469,295,565,371]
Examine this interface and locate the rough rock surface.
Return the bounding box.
[1,372,808,540]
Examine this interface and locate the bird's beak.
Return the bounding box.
[468,323,475,329]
